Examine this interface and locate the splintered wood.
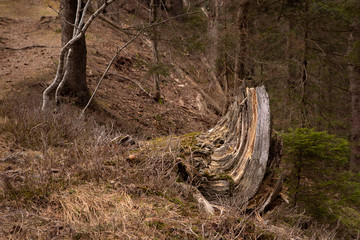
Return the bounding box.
[184,86,280,210]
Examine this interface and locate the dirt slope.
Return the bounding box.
[0,2,224,238]
[0,2,346,239]
[0,0,217,141]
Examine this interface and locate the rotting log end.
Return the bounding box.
[181,86,282,210]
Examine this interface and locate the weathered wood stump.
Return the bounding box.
[180,86,282,212]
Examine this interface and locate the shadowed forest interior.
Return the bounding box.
[0,0,359,239]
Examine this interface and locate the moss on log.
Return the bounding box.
[180,86,282,210]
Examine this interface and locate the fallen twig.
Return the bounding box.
[117,75,153,99]
[0,45,55,51]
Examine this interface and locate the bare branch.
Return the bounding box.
[73,0,82,36]
[55,49,73,104]
[0,45,54,51]
[80,27,147,116]
[42,0,116,110]
[80,10,202,116]
[48,4,82,33]
[81,0,115,34]
[76,0,92,35]
[118,75,153,99]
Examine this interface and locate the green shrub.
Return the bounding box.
[283,128,360,236]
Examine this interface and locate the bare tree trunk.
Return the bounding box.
[283,19,296,128]
[283,0,302,128]
[208,0,219,77]
[167,0,183,16]
[234,0,249,91]
[348,25,360,172]
[42,0,115,110]
[149,0,162,101]
[222,0,229,114]
[300,12,309,127]
[207,0,225,98]
[58,0,90,106]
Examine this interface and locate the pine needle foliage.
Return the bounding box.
[283,128,360,237]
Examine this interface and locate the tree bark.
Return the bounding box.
[167,0,183,16]
[179,86,282,209]
[207,0,225,99]
[348,25,360,172]
[284,18,296,128]
[300,10,309,127]
[234,0,249,91]
[222,0,229,114]
[149,0,162,101]
[208,0,219,76]
[58,0,90,106]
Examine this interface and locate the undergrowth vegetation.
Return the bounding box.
[283,128,360,238]
[0,91,352,239]
[1,0,359,238]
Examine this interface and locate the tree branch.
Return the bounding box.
[48,4,82,33]
[42,0,116,110]
[117,75,153,99]
[73,0,82,36]
[80,10,202,116]
[0,45,53,51]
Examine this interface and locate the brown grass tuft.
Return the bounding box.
[0,90,351,240]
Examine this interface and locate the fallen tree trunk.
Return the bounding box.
[180,86,282,211]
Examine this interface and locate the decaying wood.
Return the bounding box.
[176,182,215,215]
[181,86,282,210]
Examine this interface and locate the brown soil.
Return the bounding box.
[0,1,226,238]
[0,0,218,141]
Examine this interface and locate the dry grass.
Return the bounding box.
[53,183,202,239]
[0,91,352,240]
[1,0,355,238]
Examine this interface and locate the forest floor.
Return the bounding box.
[0,0,216,140]
[0,1,350,239]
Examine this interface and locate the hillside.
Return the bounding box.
[0,1,359,239]
[0,0,220,138]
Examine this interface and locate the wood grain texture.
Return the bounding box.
[185,86,280,209]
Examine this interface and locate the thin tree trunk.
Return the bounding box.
[300,16,309,127]
[222,0,229,114]
[207,0,224,98]
[284,19,296,128]
[42,0,115,110]
[348,26,360,172]
[234,0,249,91]
[208,0,219,76]
[150,0,161,101]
